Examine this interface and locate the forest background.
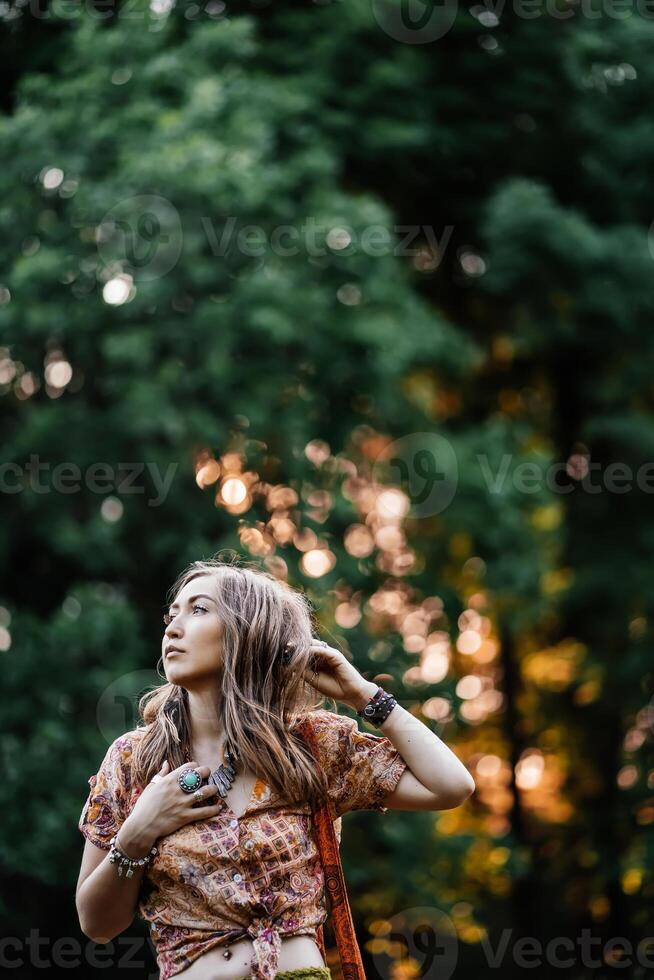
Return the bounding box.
[1,0,653,976]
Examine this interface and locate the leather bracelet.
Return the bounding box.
[356,685,397,726]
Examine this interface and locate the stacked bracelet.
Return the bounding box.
[109,834,158,878]
[356,686,397,726]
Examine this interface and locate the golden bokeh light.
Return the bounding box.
[102,273,134,306]
[304,439,331,467]
[457,629,482,655]
[301,548,336,577]
[221,477,248,506]
[195,459,221,488]
[335,602,362,628]
[344,524,375,557]
[376,488,410,520]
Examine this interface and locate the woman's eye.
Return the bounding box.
[163,605,207,626]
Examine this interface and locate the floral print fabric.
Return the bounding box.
[78,709,407,980]
[234,970,331,979]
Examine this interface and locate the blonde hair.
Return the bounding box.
[132,552,334,811]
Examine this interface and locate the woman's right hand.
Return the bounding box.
[120,759,223,850]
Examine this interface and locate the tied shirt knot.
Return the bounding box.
[244,915,282,980]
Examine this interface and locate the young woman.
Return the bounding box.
[76,557,475,980]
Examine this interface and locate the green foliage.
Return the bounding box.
[1,0,653,974]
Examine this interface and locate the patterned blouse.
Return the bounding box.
[78,709,408,980]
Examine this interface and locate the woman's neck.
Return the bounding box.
[185,688,224,745]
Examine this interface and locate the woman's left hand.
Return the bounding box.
[293,639,377,710]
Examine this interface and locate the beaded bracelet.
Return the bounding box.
[109,834,158,878]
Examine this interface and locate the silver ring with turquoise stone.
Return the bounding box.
[178,767,203,794]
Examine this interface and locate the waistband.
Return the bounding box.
[232,969,331,979]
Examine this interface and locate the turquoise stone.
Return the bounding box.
[182,771,201,789]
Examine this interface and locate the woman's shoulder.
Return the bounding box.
[96,726,151,799]
[290,708,361,759]
[99,724,149,775]
[111,724,149,752]
[290,707,349,734]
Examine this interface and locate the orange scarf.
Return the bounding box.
[295,718,366,980]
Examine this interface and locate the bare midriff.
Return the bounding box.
[176,933,325,979]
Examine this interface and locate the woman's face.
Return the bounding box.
[162,574,224,687]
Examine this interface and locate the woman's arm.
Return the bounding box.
[347,680,476,807]
[76,817,156,943]
[298,640,476,807]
